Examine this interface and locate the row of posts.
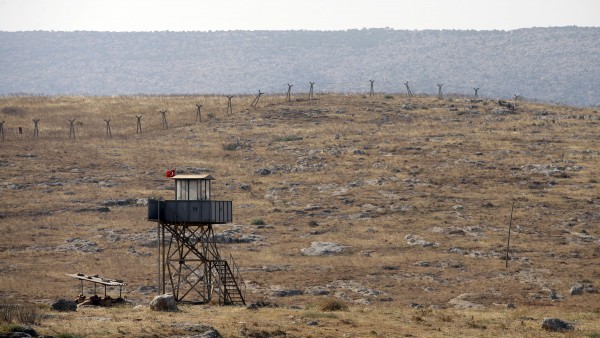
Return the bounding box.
[1,82,490,141]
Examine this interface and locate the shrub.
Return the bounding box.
[319,298,348,311]
[383,95,394,99]
[0,304,40,325]
[250,218,265,225]
[0,323,37,336]
[221,142,239,151]
[272,135,303,142]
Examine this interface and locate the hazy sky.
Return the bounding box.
[0,0,599,31]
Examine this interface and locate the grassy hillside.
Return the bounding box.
[1,93,599,337]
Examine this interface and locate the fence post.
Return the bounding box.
[0,121,4,142]
[196,104,202,123]
[136,115,143,134]
[226,96,233,114]
[68,119,76,139]
[104,119,112,138]
[286,84,293,102]
[33,119,40,138]
[250,90,264,108]
[160,110,168,129]
[404,81,413,98]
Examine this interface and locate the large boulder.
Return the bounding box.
[51,299,77,312]
[541,317,574,332]
[149,293,178,312]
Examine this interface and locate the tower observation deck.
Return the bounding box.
[148,174,245,305]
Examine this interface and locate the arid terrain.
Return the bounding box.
[1,93,599,337]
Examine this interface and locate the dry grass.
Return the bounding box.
[1,93,600,337]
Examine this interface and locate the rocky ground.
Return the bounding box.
[0,93,599,337]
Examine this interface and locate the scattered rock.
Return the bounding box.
[254,168,272,176]
[304,286,330,296]
[136,198,149,206]
[389,204,415,213]
[214,226,265,243]
[149,294,178,312]
[171,322,221,338]
[306,321,318,326]
[541,317,574,332]
[0,325,38,337]
[549,289,563,300]
[448,229,466,236]
[570,285,584,296]
[492,108,515,115]
[328,280,387,299]
[138,285,159,294]
[98,181,119,188]
[268,287,303,297]
[448,293,484,309]
[56,238,101,253]
[101,198,136,207]
[261,264,292,272]
[75,206,110,213]
[405,234,438,248]
[301,242,347,256]
[51,299,77,312]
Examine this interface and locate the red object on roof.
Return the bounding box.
[166,169,176,178]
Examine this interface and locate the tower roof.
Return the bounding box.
[171,174,214,180]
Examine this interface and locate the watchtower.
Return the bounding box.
[147,174,245,305]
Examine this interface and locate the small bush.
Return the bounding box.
[250,218,265,225]
[465,317,487,330]
[383,95,394,99]
[0,323,23,333]
[272,135,303,142]
[0,304,40,325]
[319,298,348,311]
[0,323,37,336]
[222,142,239,151]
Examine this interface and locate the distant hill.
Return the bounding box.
[0,27,598,106]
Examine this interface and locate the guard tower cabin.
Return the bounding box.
[147,174,244,305]
[148,175,232,224]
